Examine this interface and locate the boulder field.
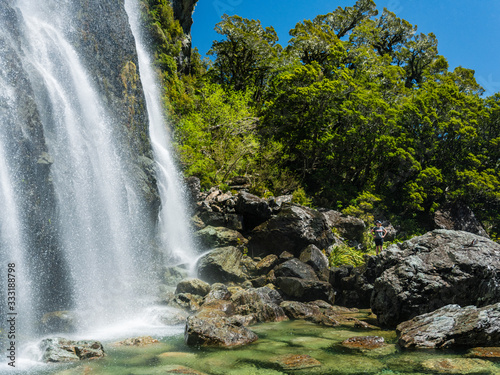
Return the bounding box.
[40,185,500,357]
[166,182,500,349]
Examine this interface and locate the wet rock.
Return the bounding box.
[371,230,500,327]
[341,336,386,350]
[247,205,334,257]
[170,293,203,313]
[397,303,500,349]
[175,278,211,297]
[280,300,341,326]
[184,315,258,347]
[197,246,247,284]
[196,300,236,318]
[185,176,201,203]
[271,354,322,370]
[162,265,189,287]
[114,336,159,346]
[421,358,497,374]
[39,337,105,363]
[195,225,248,249]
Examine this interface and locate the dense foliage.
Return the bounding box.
[141,0,500,239]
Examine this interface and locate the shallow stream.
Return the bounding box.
[16,310,500,375]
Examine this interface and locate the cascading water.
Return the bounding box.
[0,0,197,370]
[124,0,197,268]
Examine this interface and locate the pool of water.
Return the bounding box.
[6,312,500,375]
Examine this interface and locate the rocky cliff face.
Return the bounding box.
[70,0,159,212]
[0,0,72,313]
[172,0,198,74]
[0,0,159,321]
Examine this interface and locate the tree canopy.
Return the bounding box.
[142,0,500,240]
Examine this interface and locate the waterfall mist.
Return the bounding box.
[0,0,196,355]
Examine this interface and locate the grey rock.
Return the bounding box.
[371,230,500,327]
[230,287,287,323]
[235,191,273,230]
[204,283,231,303]
[397,303,500,349]
[276,277,335,304]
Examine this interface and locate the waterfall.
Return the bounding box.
[124,0,197,267]
[0,0,196,357]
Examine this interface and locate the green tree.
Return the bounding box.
[175,83,258,188]
[207,14,281,100]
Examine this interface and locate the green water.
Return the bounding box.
[29,316,500,375]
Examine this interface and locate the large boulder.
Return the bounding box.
[197,246,247,284]
[247,205,334,257]
[397,303,500,349]
[276,277,335,304]
[275,258,319,281]
[230,286,287,323]
[235,191,273,230]
[371,230,500,327]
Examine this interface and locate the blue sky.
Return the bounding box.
[191,0,500,96]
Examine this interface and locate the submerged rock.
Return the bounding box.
[114,336,159,347]
[466,347,500,359]
[271,354,322,370]
[39,337,105,362]
[341,336,386,350]
[397,303,500,349]
[421,358,497,374]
